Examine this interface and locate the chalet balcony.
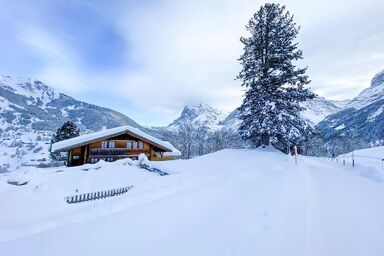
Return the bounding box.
[89,148,147,157]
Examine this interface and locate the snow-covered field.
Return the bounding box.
[0,147,383,256]
[0,129,54,172]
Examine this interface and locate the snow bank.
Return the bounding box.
[0,148,384,256]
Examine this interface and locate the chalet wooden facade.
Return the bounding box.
[51,126,181,167]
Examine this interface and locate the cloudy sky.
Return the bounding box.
[0,0,383,126]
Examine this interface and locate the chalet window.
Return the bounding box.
[127,140,143,149]
[91,158,98,164]
[102,141,115,148]
[127,140,134,149]
[73,155,80,160]
[107,157,114,162]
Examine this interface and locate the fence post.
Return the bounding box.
[352,152,355,167]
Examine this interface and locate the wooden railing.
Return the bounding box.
[89,149,148,157]
[65,185,133,204]
[140,163,169,176]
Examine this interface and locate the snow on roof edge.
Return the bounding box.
[162,141,182,156]
[51,126,176,153]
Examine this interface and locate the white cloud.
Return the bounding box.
[96,0,384,123]
[16,25,90,93]
[0,0,383,125]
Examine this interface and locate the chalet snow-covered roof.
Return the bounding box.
[162,141,182,157]
[51,126,177,153]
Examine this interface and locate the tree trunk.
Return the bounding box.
[261,134,270,147]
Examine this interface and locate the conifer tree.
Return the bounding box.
[49,121,80,160]
[237,3,315,150]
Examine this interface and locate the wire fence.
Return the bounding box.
[65,185,133,204]
[327,152,384,168]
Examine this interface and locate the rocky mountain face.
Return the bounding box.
[312,70,384,156]
[165,104,228,132]
[0,75,141,132]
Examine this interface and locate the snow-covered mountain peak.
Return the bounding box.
[183,103,226,116]
[371,70,384,88]
[0,74,142,132]
[167,103,228,131]
[0,75,59,103]
[345,70,384,110]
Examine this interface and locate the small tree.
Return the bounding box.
[49,121,80,161]
[237,3,315,151]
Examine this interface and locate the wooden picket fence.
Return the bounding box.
[65,185,133,204]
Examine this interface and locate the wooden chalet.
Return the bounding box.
[51,126,181,167]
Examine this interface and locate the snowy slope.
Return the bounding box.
[0,147,383,256]
[300,96,341,125]
[329,99,351,109]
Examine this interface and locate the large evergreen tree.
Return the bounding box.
[237,3,315,150]
[49,121,80,160]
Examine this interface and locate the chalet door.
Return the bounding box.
[71,146,85,166]
[71,156,83,166]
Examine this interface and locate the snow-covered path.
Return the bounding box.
[0,148,383,256]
